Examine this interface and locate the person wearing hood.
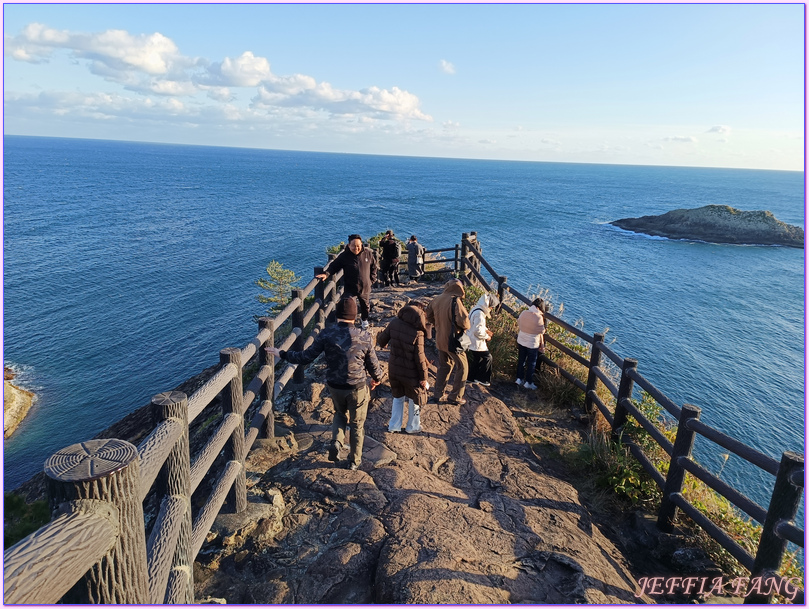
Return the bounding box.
[425,279,470,405]
[316,234,378,329]
[515,298,547,390]
[380,230,402,287]
[466,292,499,386]
[377,299,430,434]
[267,297,383,470]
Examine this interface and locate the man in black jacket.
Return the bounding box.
[380,230,401,287]
[316,234,377,329]
[267,297,383,470]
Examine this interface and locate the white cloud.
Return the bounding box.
[205,51,271,87]
[479,139,496,145]
[5,23,183,74]
[663,135,698,143]
[707,125,731,135]
[5,22,433,127]
[439,59,456,75]
[442,120,461,131]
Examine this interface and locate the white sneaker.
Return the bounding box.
[524,382,538,390]
[515,379,523,386]
[361,320,369,330]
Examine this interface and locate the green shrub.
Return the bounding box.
[4,493,50,548]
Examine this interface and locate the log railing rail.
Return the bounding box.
[4,231,803,604]
[458,234,804,605]
[4,262,347,604]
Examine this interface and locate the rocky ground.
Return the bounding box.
[192,282,723,604]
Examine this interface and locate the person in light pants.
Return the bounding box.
[377,299,430,434]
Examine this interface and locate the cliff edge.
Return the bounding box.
[611,204,804,248]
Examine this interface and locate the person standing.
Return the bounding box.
[466,292,499,386]
[425,279,470,405]
[377,299,430,434]
[267,297,383,470]
[316,234,377,329]
[406,235,426,283]
[380,230,401,287]
[515,298,547,390]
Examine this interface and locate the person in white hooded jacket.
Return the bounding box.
[465,292,499,386]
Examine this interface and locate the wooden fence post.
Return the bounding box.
[151,391,193,604]
[745,450,804,604]
[460,233,469,281]
[44,438,149,604]
[612,358,638,438]
[584,333,605,416]
[258,317,275,440]
[497,276,508,304]
[291,288,306,383]
[220,347,247,514]
[657,403,701,532]
[453,244,460,276]
[315,267,326,329]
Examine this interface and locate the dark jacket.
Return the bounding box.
[323,246,377,298]
[425,280,470,352]
[280,322,383,389]
[381,237,401,262]
[377,304,429,386]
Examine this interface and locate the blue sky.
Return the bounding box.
[3,3,805,170]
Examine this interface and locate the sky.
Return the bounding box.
[2,3,805,171]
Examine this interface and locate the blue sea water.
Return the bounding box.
[3,136,805,520]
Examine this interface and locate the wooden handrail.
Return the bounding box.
[187,362,237,423]
[4,501,119,604]
[686,418,781,475]
[137,418,185,501]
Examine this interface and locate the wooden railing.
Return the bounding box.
[4,265,349,604]
[459,234,804,604]
[4,231,802,604]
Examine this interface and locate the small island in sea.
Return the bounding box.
[610,204,804,248]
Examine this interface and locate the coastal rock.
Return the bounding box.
[4,368,35,438]
[611,205,804,248]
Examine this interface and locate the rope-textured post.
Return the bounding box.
[612,358,638,438]
[583,333,605,416]
[745,451,804,604]
[657,403,701,532]
[151,391,193,604]
[315,266,326,329]
[44,439,149,603]
[497,276,508,304]
[220,347,247,514]
[291,288,306,384]
[454,243,460,275]
[258,317,275,440]
[460,232,470,281]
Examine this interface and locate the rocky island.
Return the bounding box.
[611,204,804,248]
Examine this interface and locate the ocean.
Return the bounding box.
[3,135,804,519]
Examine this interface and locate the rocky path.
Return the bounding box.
[194,283,647,604]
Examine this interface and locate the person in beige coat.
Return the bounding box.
[425,279,470,405]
